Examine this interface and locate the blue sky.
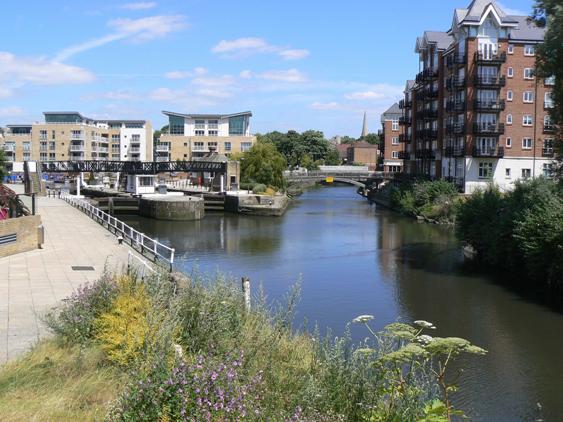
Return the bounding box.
[0,0,534,137]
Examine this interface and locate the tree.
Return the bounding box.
[532,1,563,169]
[0,149,7,182]
[240,143,287,189]
[361,133,381,145]
[339,136,357,144]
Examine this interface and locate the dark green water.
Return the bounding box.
[123,186,563,421]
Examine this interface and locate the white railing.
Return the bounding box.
[156,144,170,152]
[61,193,175,269]
[127,250,159,281]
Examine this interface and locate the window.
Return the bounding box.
[392,136,399,145]
[506,137,512,148]
[506,114,513,125]
[139,176,153,186]
[208,119,219,129]
[523,91,534,103]
[545,76,555,85]
[392,151,399,159]
[392,120,399,131]
[51,130,56,139]
[131,134,140,143]
[507,90,513,101]
[522,115,533,126]
[194,120,205,129]
[49,153,56,161]
[524,68,534,79]
[543,163,553,178]
[229,116,246,135]
[478,162,493,179]
[521,168,531,178]
[125,123,143,129]
[522,137,532,149]
[545,92,554,108]
[224,142,232,151]
[508,44,514,54]
[183,142,188,147]
[23,142,31,151]
[507,67,513,78]
[40,152,47,161]
[39,130,47,140]
[524,45,535,56]
[208,130,218,136]
[241,142,252,152]
[505,168,511,178]
[195,130,205,136]
[193,141,204,151]
[207,141,218,150]
[49,141,56,150]
[111,134,120,142]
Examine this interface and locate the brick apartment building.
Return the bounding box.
[379,103,404,172]
[1,112,152,165]
[395,0,555,193]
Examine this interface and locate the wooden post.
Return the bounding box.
[241,277,251,311]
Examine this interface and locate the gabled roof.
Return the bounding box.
[415,31,453,52]
[456,0,518,26]
[380,103,402,123]
[509,15,546,42]
[162,110,252,119]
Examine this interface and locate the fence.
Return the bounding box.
[61,193,175,270]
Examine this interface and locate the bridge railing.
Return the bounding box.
[285,171,395,179]
[61,193,175,270]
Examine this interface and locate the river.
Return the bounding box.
[123,186,563,421]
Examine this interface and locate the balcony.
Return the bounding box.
[399,115,412,125]
[2,144,15,152]
[129,147,141,153]
[421,88,439,100]
[70,132,84,140]
[419,129,438,140]
[156,156,170,162]
[543,125,555,134]
[446,53,466,68]
[446,76,466,91]
[542,148,554,157]
[399,134,412,143]
[445,123,465,135]
[422,109,439,119]
[399,99,412,109]
[156,144,170,152]
[398,151,411,160]
[415,149,436,160]
[474,99,505,112]
[70,144,85,152]
[472,146,504,158]
[474,75,506,88]
[473,123,505,135]
[416,67,439,83]
[444,146,465,157]
[69,154,85,161]
[446,101,465,113]
[474,51,507,64]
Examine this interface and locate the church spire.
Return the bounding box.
[361,111,369,138]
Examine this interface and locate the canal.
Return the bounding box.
[123,186,563,421]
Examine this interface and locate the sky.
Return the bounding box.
[0,0,534,138]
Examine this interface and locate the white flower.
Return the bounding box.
[414,320,437,329]
[417,335,434,345]
[353,315,374,324]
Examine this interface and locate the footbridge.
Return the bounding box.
[285,170,396,189]
[40,160,226,174]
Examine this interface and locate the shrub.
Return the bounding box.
[252,183,267,194]
[43,272,118,344]
[95,276,154,366]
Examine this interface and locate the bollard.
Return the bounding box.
[241,277,251,311]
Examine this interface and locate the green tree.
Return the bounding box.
[532,1,562,169]
[300,154,315,170]
[325,147,342,165]
[339,136,356,144]
[361,133,381,145]
[241,143,287,189]
[0,148,7,182]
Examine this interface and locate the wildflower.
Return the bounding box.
[352,314,374,324]
[417,334,434,344]
[414,320,437,329]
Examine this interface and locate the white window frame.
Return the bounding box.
[391,120,399,131]
[522,115,533,126]
[505,168,511,178]
[523,91,534,103]
[506,137,512,148]
[507,90,513,101]
[391,151,399,159]
[391,136,399,145]
[544,92,554,108]
[507,67,514,78]
[524,68,534,80]
[522,137,532,149]
[506,114,513,125]
[508,44,514,54]
[524,45,535,56]
[521,168,531,178]
[224,141,232,151]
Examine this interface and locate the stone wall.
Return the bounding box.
[0,215,42,258]
[139,195,205,221]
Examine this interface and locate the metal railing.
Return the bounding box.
[61,193,175,270]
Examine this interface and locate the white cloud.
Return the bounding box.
[279,49,310,60]
[310,102,340,110]
[195,88,233,98]
[0,106,25,118]
[345,91,385,100]
[211,37,309,60]
[0,52,95,86]
[0,87,13,98]
[258,69,307,83]
[191,75,236,87]
[149,87,179,101]
[55,15,188,61]
[344,84,404,101]
[120,2,157,10]
[239,70,253,79]
[165,67,206,80]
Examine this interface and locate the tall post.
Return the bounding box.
[76,176,81,196]
[241,277,251,311]
[31,193,36,215]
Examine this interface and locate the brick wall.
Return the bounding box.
[0,215,42,258]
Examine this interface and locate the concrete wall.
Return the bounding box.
[139,196,204,221]
[0,215,42,258]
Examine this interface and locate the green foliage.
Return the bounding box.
[240,142,287,189]
[387,180,460,224]
[252,183,267,194]
[0,148,7,181]
[361,133,381,145]
[457,178,563,299]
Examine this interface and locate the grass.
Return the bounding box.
[0,341,124,421]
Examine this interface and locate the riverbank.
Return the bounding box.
[0,184,141,363]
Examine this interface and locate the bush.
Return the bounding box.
[252,183,267,194]
[44,272,118,344]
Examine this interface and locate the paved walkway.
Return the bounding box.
[0,185,140,363]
